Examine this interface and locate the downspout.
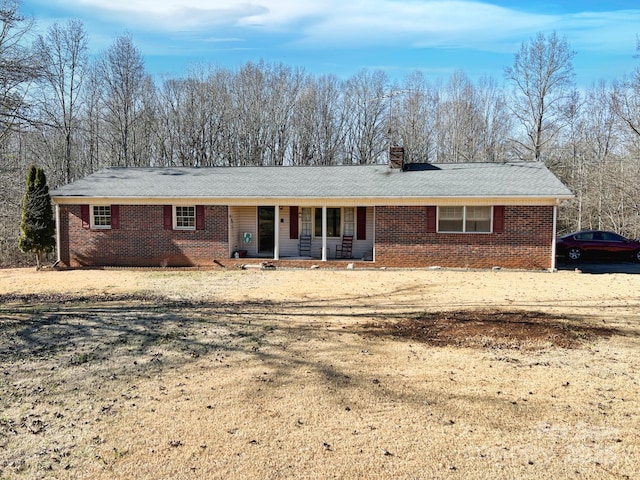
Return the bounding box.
[274,206,280,260]
[55,203,61,265]
[322,206,327,261]
[551,202,558,272]
[228,208,233,259]
[372,206,376,262]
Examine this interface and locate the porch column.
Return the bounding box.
[55,204,61,264]
[550,203,557,272]
[322,206,327,261]
[372,206,376,262]
[274,206,280,260]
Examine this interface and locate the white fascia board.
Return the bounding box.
[52,195,573,207]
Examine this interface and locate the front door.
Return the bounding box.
[258,206,275,255]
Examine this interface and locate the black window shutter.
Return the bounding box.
[357,207,366,240]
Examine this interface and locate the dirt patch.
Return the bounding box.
[366,309,618,349]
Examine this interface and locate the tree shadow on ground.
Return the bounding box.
[0,293,279,370]
[0,292,632,381]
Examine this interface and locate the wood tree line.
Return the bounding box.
[1,0,640,265]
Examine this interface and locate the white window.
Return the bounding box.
[301,207,312,236]
[91,205,111,229]
[343,207,355,236]
[465,206,491,232]
[438,206,491,233]
[174,206,196,230]
[438,206,463,232]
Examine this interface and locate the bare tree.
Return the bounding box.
[611,38,640,141]
[291,74,347,165]
[505,31,576,161]
[549,88,584,233]
[77,63,103,174]
[33,19,88,184]
[264,64,304,166]
[0,0,41,265]
[583,84,619,229]
[436,70,485,162]
[475,75,512,162]
[155,71,221,167]
[231,61,270,166]
[551,82,635,235]
[608,40,640,237]
[155,77,187,166]
[0,0,39,143]
[194,67,230,167]
[95,33,148,166]
[290,77,320,165]
[343,69,388,164]
[396,71,438,163]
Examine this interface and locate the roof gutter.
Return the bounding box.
[51,194,574,208]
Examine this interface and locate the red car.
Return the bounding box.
[556,230,640,262]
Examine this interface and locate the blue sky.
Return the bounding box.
[20,0,640,85]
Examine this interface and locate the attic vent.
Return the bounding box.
[389,146,404,169]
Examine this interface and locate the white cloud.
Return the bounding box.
[57,0,327,30]
[557,10,640,54]
[42,0,640,55]
[297,1,554,50]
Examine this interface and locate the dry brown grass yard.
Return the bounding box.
[0,266,639,479]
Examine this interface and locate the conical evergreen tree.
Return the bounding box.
[18,165,56,269]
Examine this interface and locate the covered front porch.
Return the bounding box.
[228,205,374,262]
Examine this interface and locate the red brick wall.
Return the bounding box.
[57,203,554,270]
[375,205,554,270]
[58,204,229,267]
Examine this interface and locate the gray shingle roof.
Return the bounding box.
[50,162,573,201]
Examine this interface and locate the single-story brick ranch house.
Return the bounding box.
[50,154,573,270]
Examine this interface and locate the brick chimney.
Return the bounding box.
[389,146,404,169]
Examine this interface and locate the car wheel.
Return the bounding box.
[635,250,640,262]
[567,247,582,261]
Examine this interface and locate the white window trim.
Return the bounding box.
[91,205,111,229]
[437,206,493,234]
[174,205,196,230]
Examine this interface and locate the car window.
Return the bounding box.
[601,232,625,242]
[575,232,594,240]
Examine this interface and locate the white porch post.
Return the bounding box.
[55,204,61,264]
[551,203,558,272]
[322,206,327,261]
[372,206,376,262]
[274,206,280,260]
[228,207,233,259]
